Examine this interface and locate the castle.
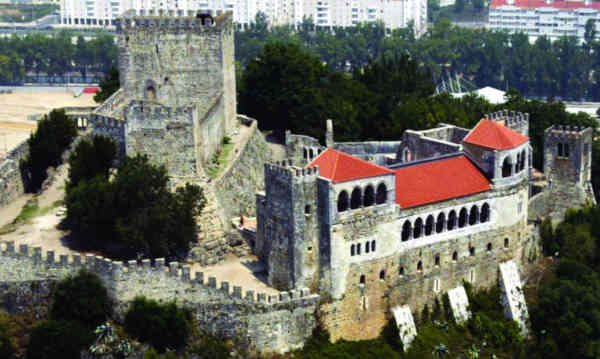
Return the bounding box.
[0,9,596,354]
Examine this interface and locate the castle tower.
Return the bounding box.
[255,161,321,291]
[544,125,593,185]
[116,10,237,175]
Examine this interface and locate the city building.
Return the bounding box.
[488,0,600,42]
[59,0,426,34]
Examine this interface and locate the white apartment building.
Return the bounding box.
[488,0,600,42]
[60,0,426,33]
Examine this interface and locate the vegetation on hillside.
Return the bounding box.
[20,109,77,192]
[65,136,206,260]
[0,4,58,23]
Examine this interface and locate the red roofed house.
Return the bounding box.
[254,110,548,343]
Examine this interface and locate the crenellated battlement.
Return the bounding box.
[0,241,318,307]
[264,161,320,182]
[116,10,232,34]
[486,110,529,124]
[546,124,593,139]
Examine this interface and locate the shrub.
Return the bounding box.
[222,136,231,145]
[380,317,403,352]
[187,337,231,359]
[124,297,192,352]
[26,320,94,359]
[0,320,14,359]
[50,269,112,328]
[21,109,77,192]
[67,135,117,190]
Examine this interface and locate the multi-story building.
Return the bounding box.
[59,0,426,33]
[488,0,600,42]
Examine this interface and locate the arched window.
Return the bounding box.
[447,210,457,230]
[469,205,479,225]
[399,266,405,276]
[360,274,365,284]
[305,205,311,214]
[363,185,375,207]
[504,238,509,248]
[480,203,490,222]
[357,243,361,255]
[379,270,386,280]
[413,218,423,238]
[436,212,445,233]
[502,156,512,178]
[558,143,563,157]
[434,254,440,266]
[371,240,376,252]
[417,260,423,271]
[401,220,411,241]
[146,85,156,100]
[309,148,314,159]
[564,143,570,157]
[469,247,475,256]
[458,208,468,228]
[487,243,493,252]
[520,149,526,171]
[403,148,412,162]
[376,183,387,204]
[365,241,370,253]
[425,215,435,236]
[351,244,355,256]
[452,251,458,261]
[337,191,349,212]
[303,148,308,159]
[351,187,362,210]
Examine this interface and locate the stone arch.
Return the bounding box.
[564,143,570,157]
[365,241,370,253]
[436,212,445,233]
[469,205,479,225]
[371,240,376,252]
[480,202,490,222]
[469,246,476,256]
[520,149,526,171]
[401,220,411,241]
[145,79,157,100]
[399,266,405,276]
[434,254,440,266]
[502,156,512,177]
[379,270,386,280]
[351,244,355,256]
[376,183,387,205]
[504,237,509,248]
[413,218,423,238]
[452,251,458,261]
[458,208,468,228]
[350,187,362,209]
[425,215,434,236]
[487,242,493,252]
[309,148,314,159]
[337,191,349,212]
[363,185,375,207]
[303,148,308,159]
[356,243,361,255]
[403,147,412,162]
[359,274,365,284]
[447,210,457,230]
[417,260,423,271]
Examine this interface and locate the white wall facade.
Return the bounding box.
[59,0,426,33]
[488,1,600,42]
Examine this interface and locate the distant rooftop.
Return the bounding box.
[490,0,600,11]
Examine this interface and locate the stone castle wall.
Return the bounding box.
[214,117,272,221]
[0,241,318,354]
[285,132,324,167]
[0,140,29,208]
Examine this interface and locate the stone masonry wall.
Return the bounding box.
[0,241,318,354]
[215,118,272,221]
[285,132,324,167]
[0,140,29,208]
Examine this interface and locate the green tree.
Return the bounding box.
[585,19,597,44]
[94,66,120,103]
[21,109,78,192]
[27,320,94,359]
[67,135,116,190]
[472,0,485,12]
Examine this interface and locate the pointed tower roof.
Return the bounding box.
[463,119,528,150]
[308,148,394,183]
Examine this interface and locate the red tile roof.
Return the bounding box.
[490,0,600,10]
[395,156,491,208]
[463,119,528,150]
[308,148,394,183]
[82,87,100,94]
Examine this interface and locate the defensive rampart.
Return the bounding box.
[0,140,29,208]
[0,241,319,353]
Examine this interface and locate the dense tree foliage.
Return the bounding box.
[124,297,192,353]
[26,320,94,359]
[20,109,77,192]
[236,17,600,101]
[66,144,206,260]
[0,31,116,84]
[50,269,113,329]
[94,66,120,103]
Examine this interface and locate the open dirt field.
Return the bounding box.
[0,91,96,157]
